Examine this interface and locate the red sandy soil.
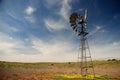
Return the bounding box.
[0,60,120,80]
[0,65,120,80]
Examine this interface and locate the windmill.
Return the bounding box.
[69,9,95,77]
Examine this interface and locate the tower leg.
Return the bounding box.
[78,34,95,79]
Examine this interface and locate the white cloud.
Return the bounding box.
[112,42,120,46]
[44,0,72,32]
[59,0,72,20]
[10,27,19,32]
[25,6,36,15]
[30,36,78,62]
[0,32,78,62]
[89,25,103,36]
[32,37,76,55]
[24,16,36,23]
[0,32,40,62]
[24,6,36,23]
[45,0,60,9]
[44,18,68,31]
[90,41,120,60]
[0,21,20,32]
[0,32,18,54]
[0,33,35,55]
[7,10,18,20]
[0,32,119,62]
[78,8,84,11]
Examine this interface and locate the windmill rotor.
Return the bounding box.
[69,12,81,33]
[69,9,88,36]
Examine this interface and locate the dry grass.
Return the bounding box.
[0,60,120,80]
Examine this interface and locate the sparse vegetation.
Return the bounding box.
[107,59,118,61]
[0,60,120,80]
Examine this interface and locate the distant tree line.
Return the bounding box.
[107,59,119,61]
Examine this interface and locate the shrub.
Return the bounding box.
[111,59,117,61]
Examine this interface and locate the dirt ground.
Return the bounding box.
[0,61,120,80]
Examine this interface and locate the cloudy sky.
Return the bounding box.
[0,0,120,62]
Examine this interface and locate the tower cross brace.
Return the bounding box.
[78,23,95,77]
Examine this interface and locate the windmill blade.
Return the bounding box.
[73,26,76,30]
[71,23,76,26]
[70,13,78,22]
[70,18,76,23]
[69,12,82,33]
[70,13,78,28]
[75,27,78,32]
[71,24,77,29]
[70,13,79,20]
[72,25,77,28]
[83,9,87,22]
[70,20,75,23]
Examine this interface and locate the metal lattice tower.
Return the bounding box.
[69,9,95,77]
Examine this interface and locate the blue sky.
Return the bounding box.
[0,0,120,62]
